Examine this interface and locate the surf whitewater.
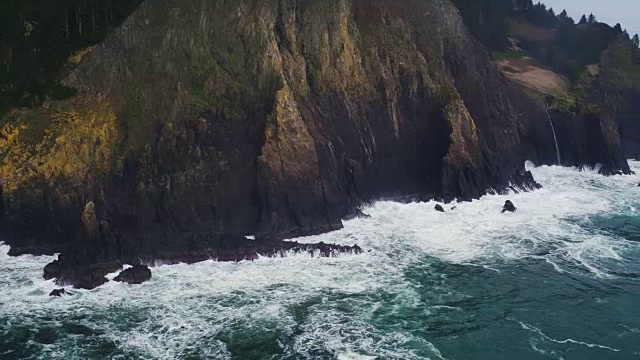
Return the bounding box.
[1,161,640,359]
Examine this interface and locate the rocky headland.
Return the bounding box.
[0,0,636,289]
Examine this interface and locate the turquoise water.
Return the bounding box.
[1,162,640,359]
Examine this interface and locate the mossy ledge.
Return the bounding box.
[0,0,630,288]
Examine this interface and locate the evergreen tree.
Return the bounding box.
[513,0,533,12]
[451,0,512,50]
[588,13,596,24]
[614,23,623,33]
[633,34,640,47]
[558,10,573,26]
[579,15,588,24]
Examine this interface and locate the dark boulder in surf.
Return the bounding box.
[435,204,445,212]
[72,272,111,290]
[114,265,152,285]
[502,200,517,213]
[49,288,69,297]
[59,261,122,290]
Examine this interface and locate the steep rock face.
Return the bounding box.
[548,38,637,174]
[550,104,631,175]
[0,0,627,287]
[621,91,640,160]
[600,39,640,161]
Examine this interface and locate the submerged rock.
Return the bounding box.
[114,265,152,285]
[435,204,445,212]
[34,327,58,344]
[64,323,97,336]
[502,200,517,213]
[599,168,623,176]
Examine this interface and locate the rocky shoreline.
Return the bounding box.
[41,237,363,289]
[0,0,634,290]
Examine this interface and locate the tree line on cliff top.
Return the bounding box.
[1,0,639,117]
[453,0,640,83]
[0,0,143,115]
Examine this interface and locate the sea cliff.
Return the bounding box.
[0,0,631,288]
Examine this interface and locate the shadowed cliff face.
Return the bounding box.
[0,0,628,287]
[600,39,640,162]
[544,38,637,175]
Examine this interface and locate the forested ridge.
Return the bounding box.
[453,0,640,83]
[453,0,640,157]
[2,0,639,116]
[0,0,143,114]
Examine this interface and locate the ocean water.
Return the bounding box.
[1,162,640,360]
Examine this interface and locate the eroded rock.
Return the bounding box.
[44,260,62,280]
[48,260,122,290]
[502,200,517,213]
[114,265,152,285]
[49,288,69,297]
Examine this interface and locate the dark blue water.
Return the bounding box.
[1,162,639,359]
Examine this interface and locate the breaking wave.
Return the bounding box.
[1,161,640,359]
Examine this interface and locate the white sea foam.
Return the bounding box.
[1,161,639,359]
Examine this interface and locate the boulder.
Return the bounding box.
[435,204,445,212]
[502,200,517,213]
[49,288,69,297]
[73,273,110,290]
[114,265,152,285]
[51,261,122,290]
